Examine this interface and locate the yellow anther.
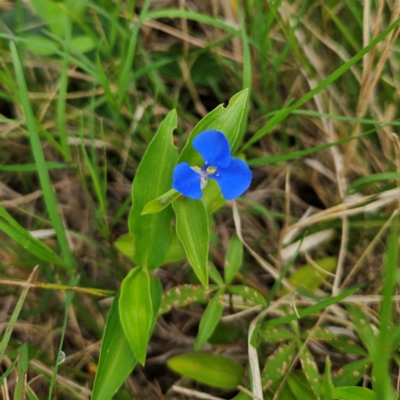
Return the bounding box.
[206,166,217,174]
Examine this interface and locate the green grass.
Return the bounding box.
[0,0,400,399]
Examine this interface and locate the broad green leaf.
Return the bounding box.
[70,35,96,53]
[224,234,243,284]
[173,198,209,286]
[228,285,266,307]
[159,284,216,314]
[332,357,371,387]
[332,386,377,400]
[114,233,135,258]
[195,288,225,350]
[261,342,295,389]
[298,345,320,398]
[287,257,336,292]
[141,189,180,215]
[119,267,152,365]
[128,110,178,269]
[92,293,136,400]
[167,353,244,389]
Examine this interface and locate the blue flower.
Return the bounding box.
[172,130,252,200]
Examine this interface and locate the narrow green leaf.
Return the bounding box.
[373,216,398,399]
[159,284,215,314]
[328,335,368,356]
[208,262,224,286]
[10,41,74,272]
[92,292,136,400]
[323,356,334,400]
[141,189,180,215]
[242,17,400,150]
[224,234,243,284]
[332,386,377,400]
[195,288,225,350]
[128,109,178,269]
[0,206,67,267]
[298,345,320,398]
[149,276,163,336]
[173,198,209,286]
[346,304,376,357]
[119,267,152,365]
[14,343,28,400]
[264,288,358,329]
[228,285,266,307]
[261,327,296,343]
[261,342,296,389]
[287,370,318,400]
[168,353,244,389]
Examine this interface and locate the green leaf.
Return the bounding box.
[173,198,209,286]
[167,353,244,389]
[287,257,336,292]
[346,304,376,357]
[298,345,320,398]
[332,386,377,400]
[149,276,163,336]
[224,234,243,284]
[228,285,266,307]
[323,356,334,400]
[92,293,136,400]
[70,35,96,53]
[287,370,318,400]
[141,189,180,215]
[128,110,178,269]
[261,327,296,343]
[328,335,368,356]
[177,89,249,210]
[332,357,371,387]
[23,35,58,56]
[159,284,215,314]
[264,288,358,329]
[119,267,152,365]
[114,233,135,258]
[15,343,29,400]
[0,206,67,267]
[261,342,296,389]
[195,288,225,350]
[208,262,224,286]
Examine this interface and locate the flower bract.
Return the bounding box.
[172,130,252,200]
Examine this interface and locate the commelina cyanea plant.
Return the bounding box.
[172,130,252,200]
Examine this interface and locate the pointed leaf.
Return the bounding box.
[141,189,181,215]
[332,386,377,400]
[173,198,209,286]
[224,234,243,284]
[195,288,225,350]
[261,342,296,390]
[159,284,216,314]
[299,345,320,398]
[228,285,266,307]
[92,293,136,400]
[332,357,371,387]
[149,275,163,336]
[119,267,152,365]
[168,353,244,389]
[128,110,178,269]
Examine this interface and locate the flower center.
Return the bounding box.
[190,164,218,189]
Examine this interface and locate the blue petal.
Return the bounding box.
[209,158,252,200]
[172,162,203,199]
[193,130,232,168]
